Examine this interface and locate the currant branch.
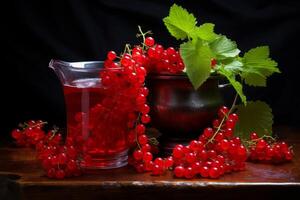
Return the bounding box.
[206,93,238,145]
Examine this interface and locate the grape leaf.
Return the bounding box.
[180,40,213,89]
[241,46,280,87]
[163,4,197,40]
[195,23,218,41]
[218,67,247,105]
[210,36,240,59]
[234,101,273,140]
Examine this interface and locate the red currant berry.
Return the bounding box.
[141,114,151,124]
[107,51,117,60]
[55,169,66,179]
[174,166,185,178]
[184,167,194,179]
[141,144,151,153]
[228,113,239,122]
[225,119,235,129]
[220,139,230,151]
[154,157,164,168]
[209,167,220,178]
[139,104,150,114]
[143,152,153,162]
[136,124,146,135]
[133,150,143,161]
[250,132,259,140]
[173,146,184,159]
[213,119,220,128]
[152,164,162,176]
[203,127,213,138]
[256,139,267,151]
[218,106,229,119]
[47,168,56,178]
[11,129,22,139]
[145,37,155,47]
[185,152,196,163]
[200,166,209,177]
[165,156,174,168]
[138,134,148,145]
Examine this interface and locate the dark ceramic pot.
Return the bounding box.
[147,74,226,154]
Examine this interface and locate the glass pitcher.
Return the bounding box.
[49,59,128,169]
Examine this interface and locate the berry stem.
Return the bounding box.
[138,25,146,49]
[49,127,59,140]
[123,44,132,55]
[135,113,142,149]
[137,25,152,50]
[245,135,277,147]
[24,121,48,129]
[206,93,238,145]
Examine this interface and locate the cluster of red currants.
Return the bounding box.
[35,130,81,179]
[105,36,184,75]
[143,37,185,74]
[11,120,46,147]
[247,133,293,163]
[103,44,152,154]
[129,106,248,179]
[129,142,173,175]
[171,106,247,179]
[103,35,186,175]
[11,121,81,179]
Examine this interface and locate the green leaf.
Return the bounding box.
[241,46,280,87]
[195,23,218,41]
[223,60,243,73]
[180,40,213,89]
[163,4,197,40]
[210,36,240,59]
[234,101,273,140]
[218,67,247,105]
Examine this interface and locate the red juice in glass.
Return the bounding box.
[49,60,129,169]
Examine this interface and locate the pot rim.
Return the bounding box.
[147,72,222,80]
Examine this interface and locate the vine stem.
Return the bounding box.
[244,135,277,147]
[122,43,131,56]
[206,93,238,145]
[134,113,142,149]
[137,25,152,50]
[138,25,146,49]
[49,126,60,140]
[24,121,48,129]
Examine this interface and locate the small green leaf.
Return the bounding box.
[210,36,240,59]
[235,101,273,140]
[223,60,243,73]
[163,4,197,40]
[195,23,218,41]
[180,40,213,89]
[241,46,280,87]
[218,67,247,105]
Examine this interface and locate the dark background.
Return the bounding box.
[2,0,300,140]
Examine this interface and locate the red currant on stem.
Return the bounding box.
[145,37,155,47]
[136,124,146,135]
[107,51,117,61]
[133,150,143,161]
[138,134,148,145]
[218,106,229,119]
[143,152,153,162]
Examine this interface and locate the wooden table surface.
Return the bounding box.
[1,126,300,200]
